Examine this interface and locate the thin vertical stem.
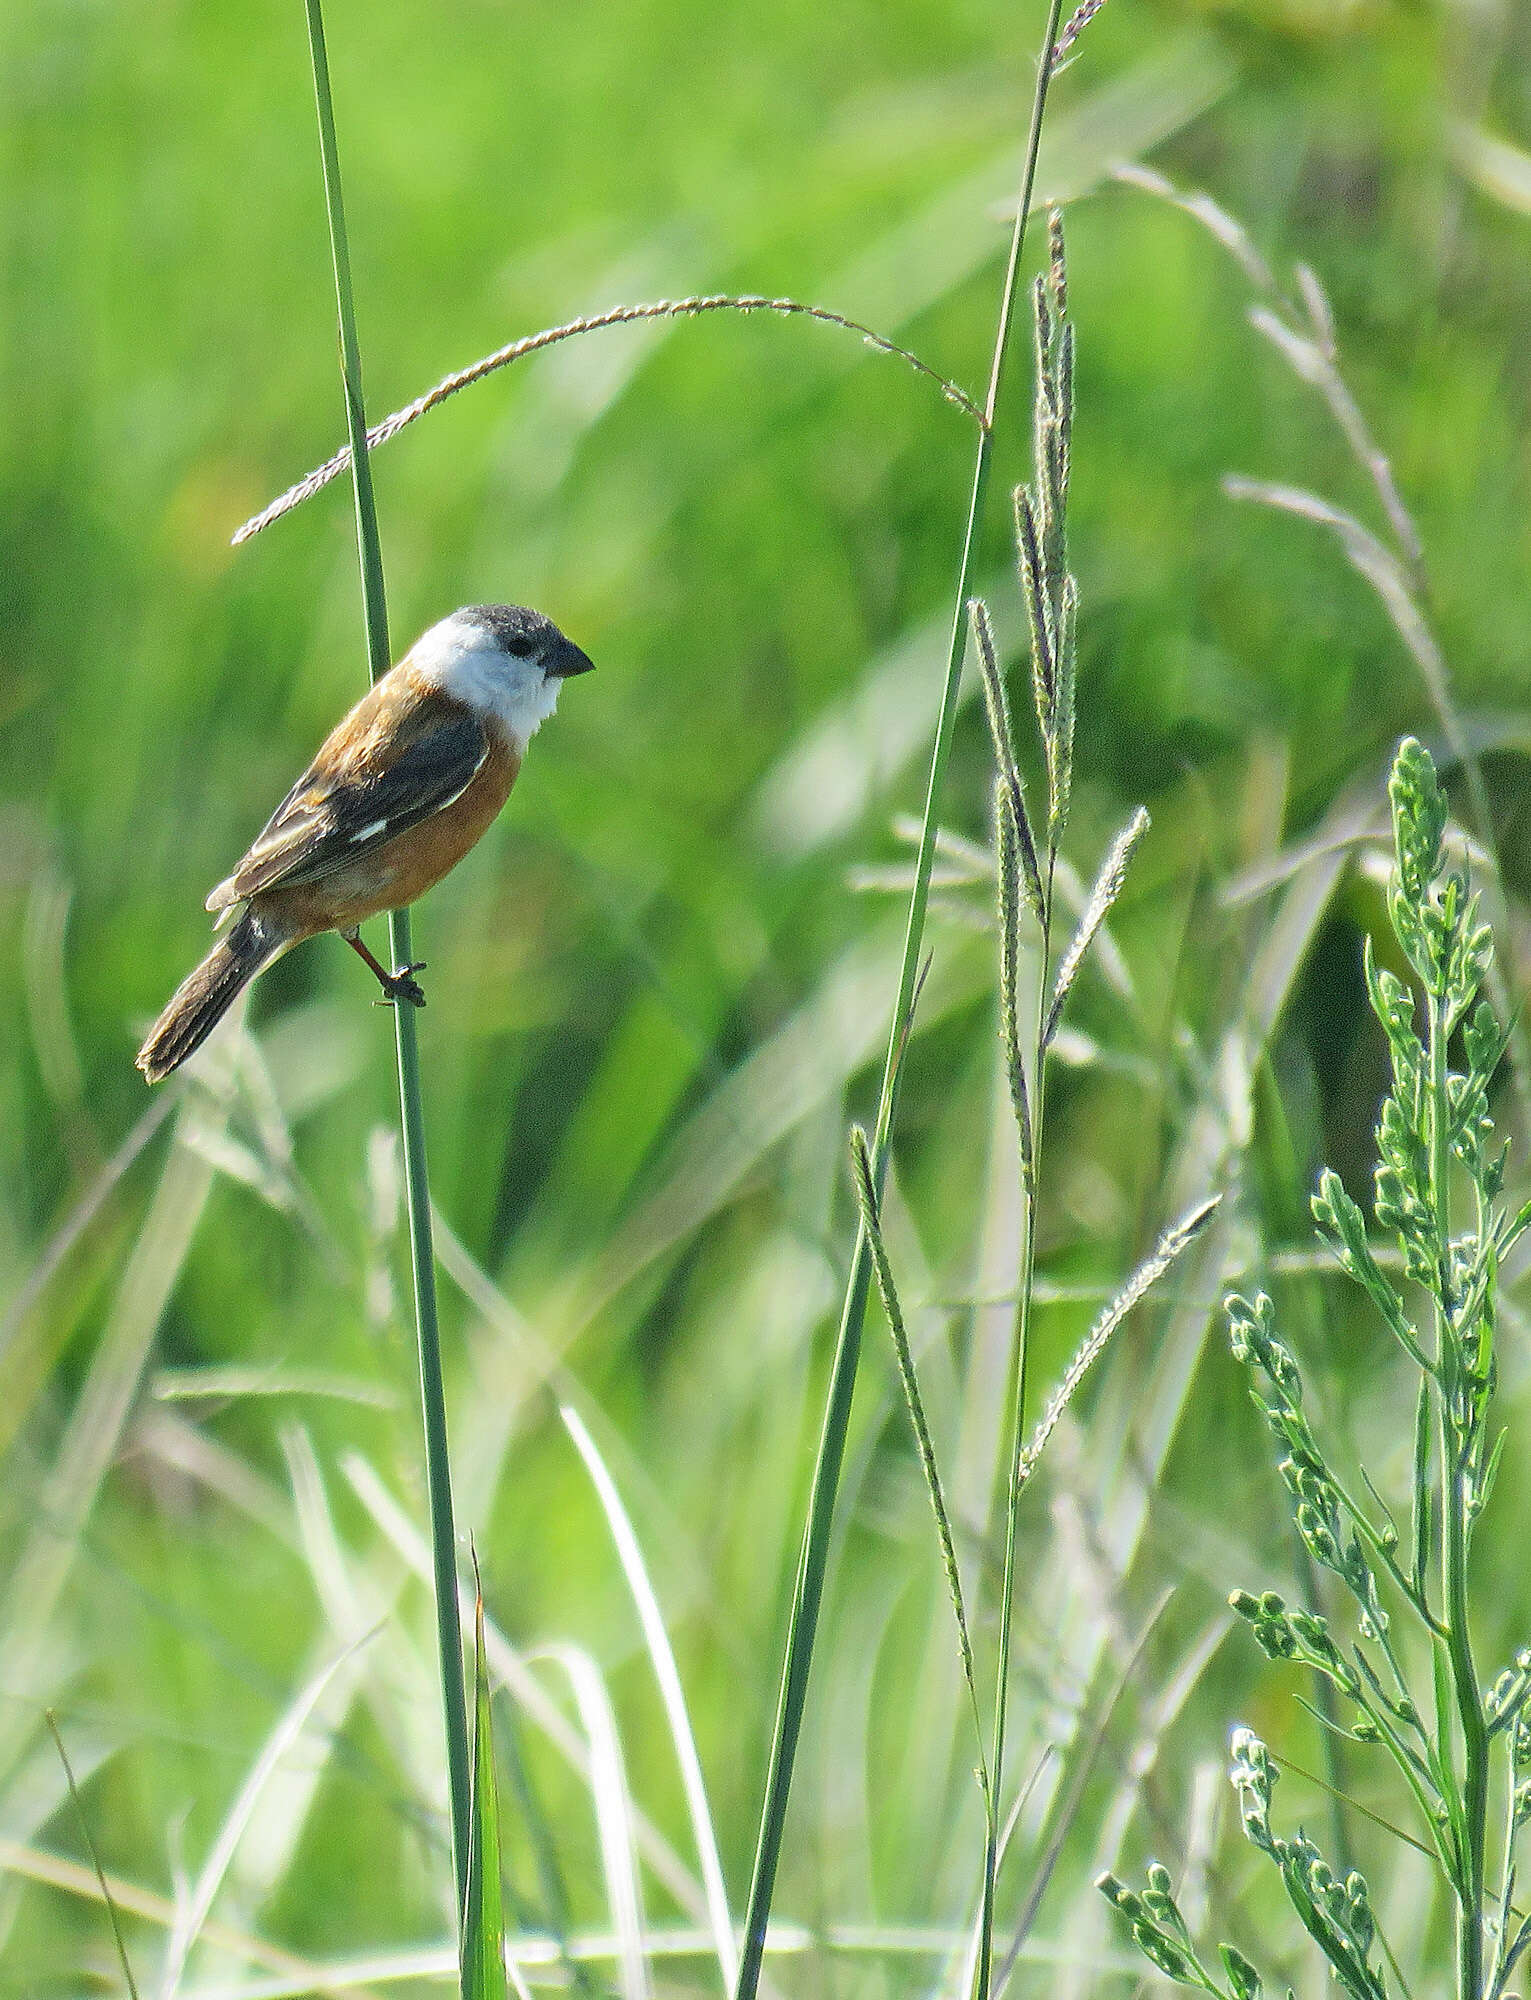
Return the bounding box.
[301,0,472,1919]
[731,10,1065,2000]
[976,850,1052,2000]
[1430,988,1486,1998]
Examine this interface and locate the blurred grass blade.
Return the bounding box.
[343,1451,713,1925]
[561,1405,739,1994]
[1044,806,1149,1044]
[544,1643,652,2000]
[1094,1613,1231,1872]
[0,1836,397,1991]
[999,1591,1178,1981]
[463,1574,509,2000]
[45,1712,140,2000]
[298,0,472,1916]
[1130,153,1531,1128]
[161,1638,367,1997]
[499,1701,602,2000]
[0,1122,215,1787]
[0,1093,172,1367]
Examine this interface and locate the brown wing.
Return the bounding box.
[208,677,489,910]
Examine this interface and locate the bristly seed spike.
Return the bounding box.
[1013,486,1056,735]
[1047,207,1067,320]
[970,600,1044,919]
[969,598,1016,767]
[1051,574,1077,838]
[994,780,1036,1181]
[1032,275,1056,411]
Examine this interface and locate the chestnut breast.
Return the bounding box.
[261,732,522,938]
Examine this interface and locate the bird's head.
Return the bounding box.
[412,603,595,744]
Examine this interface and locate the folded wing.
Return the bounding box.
[207,683,490,911]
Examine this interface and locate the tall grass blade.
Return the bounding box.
[978,206,1082,2000]
[462,1574,509,2000]
[297,0,471,1915]
[732,12,1067,1997]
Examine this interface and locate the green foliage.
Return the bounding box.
[10,0,1531,1988]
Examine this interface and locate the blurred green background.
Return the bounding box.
[5,0,1531,1990]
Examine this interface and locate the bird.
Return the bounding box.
[136,603,594,1083]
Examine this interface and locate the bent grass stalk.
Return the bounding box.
[299,0,472,1926]
[731,11,1068,2000]
[232,298,985,546]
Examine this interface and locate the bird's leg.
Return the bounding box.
[342,929,428,1007]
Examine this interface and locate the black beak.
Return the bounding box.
[549,636,596,679]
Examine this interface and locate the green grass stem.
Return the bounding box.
[1430,980,1487,1996]
[732,11,1065,2000]
[300,0,472,1922]
[45,1711,140,2000]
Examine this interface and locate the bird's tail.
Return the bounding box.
[137,907,286,1083]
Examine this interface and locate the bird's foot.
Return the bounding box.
[376,961,428,1008]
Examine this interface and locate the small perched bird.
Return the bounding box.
[137,604,594,1083]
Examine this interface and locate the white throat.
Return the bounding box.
[409,615,560,746]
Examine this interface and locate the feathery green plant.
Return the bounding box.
[855,211,1217,2000]
[1101,737,1531,2000]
